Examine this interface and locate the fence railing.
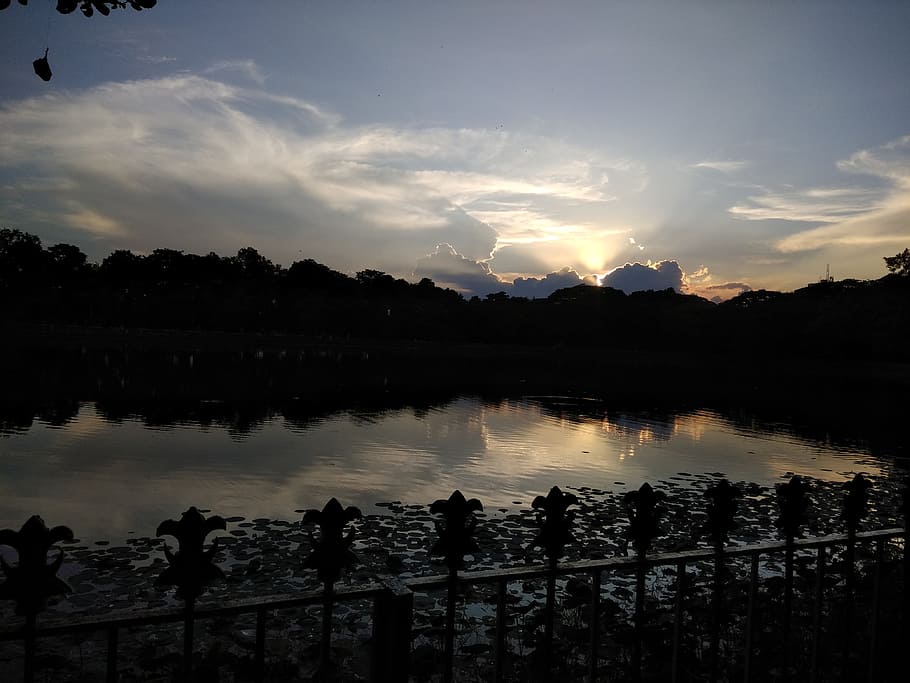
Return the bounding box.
[1,476,909,682]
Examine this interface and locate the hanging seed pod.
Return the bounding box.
[33,48,51,82]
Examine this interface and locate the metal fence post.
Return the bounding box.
[496,578,508,683]
[809,545,825,683]
[589,569,602,683]
[867,538,884,682]
[106,626,119,683]
[743,552,760,683]
[255,608,267,682]
[371,578,413,683]
[671,561,685,683]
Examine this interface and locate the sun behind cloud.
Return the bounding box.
[0,72,651,288]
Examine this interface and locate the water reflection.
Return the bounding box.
[0,396,894,543]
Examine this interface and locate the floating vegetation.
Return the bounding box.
[0,472,906,681]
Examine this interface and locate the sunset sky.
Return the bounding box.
[1,1,909,299]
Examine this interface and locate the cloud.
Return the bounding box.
[701,281,752,303]
[138,55,178,65]
[775,201,910,253]
[692,160,750,173]
[0,73,646,280]
[592,260,749,302]
[414,244,591,299]
[511,267,588,299]
[836,135,910,188]
[414,243,505,296]
[705,282,751,290]
[769,135,910,254]
[729,186,883,223]
[204,60,267,86]
[599,260,685,293]
[717,135,910,261]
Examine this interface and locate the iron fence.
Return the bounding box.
[1,477,908,682]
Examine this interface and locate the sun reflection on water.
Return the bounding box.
[0,397,889,542]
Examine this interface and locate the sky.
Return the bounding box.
[1,1,909,300]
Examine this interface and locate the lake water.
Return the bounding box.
[0,395,893,543]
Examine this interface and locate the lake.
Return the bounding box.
[0,395,895,543]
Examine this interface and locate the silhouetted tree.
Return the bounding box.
[2,228,908,356]
[0,228,44,286]
[99,249,142,286]
[233,246,276,280]
[355,268,401,293]
[287,258,356,293]
[146,248,189,284]
[46,243,88,281]
[884,248,910,276]
[0,1,156,17]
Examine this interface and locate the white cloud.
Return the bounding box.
[729,186,883,223]
[204,60,267,86]
[414,244,590,299]
[62,204,125,238]
[0,74,646,278]
[775,200,910,253]
[766,135,910,254]
[715,135,910,259]
[511,267,587,299]
[414,243,505,296]
[138,55,178,65]
[692,160,750,173]
[836,135,910,188]
[599,260,685,293]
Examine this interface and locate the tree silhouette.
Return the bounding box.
[884,248,910,276]
[46,243,88,281]
[0,1,157,17]
[0,228,44,286]
[2,228,909,358]
[3,1,158,80]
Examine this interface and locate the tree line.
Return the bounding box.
[2,228,908,360]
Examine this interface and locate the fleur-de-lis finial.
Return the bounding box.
[302,498,362,584]
[430,490,483,570]
[775,476,811,540]
[155,507,226,601]
[530,486,578,561]
[624,483,666,555]
[0,516,74,616]
[704,479,742,546]
[843,473,873,533]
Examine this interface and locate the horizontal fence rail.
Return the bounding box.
[1,476,909,681]
[0,528,906,681]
